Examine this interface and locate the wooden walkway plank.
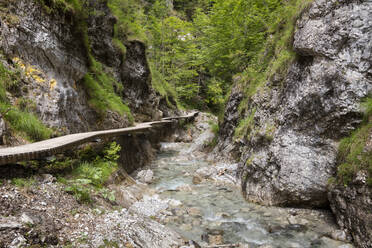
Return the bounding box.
[0,112,198,165]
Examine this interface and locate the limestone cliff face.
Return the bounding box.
[0,0,160,135]
[328,170,372,248]
[218,0,371,207]
[217,0,372,246]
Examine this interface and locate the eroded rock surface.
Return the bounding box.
[328,173,372,248]
[0,0,161,135]
[217,0,372,208]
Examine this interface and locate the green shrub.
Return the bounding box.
[60,142,121,203]
[108,0,147,42]
[235,108,256,139]
[205,121,219,148]
[336,97,372,186]
[65,183,92,204]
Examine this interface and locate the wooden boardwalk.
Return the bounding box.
[0,112,198,165]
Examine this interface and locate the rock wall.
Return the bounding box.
[216,0,372,246]
[0,0,160,135]
[116,122,177,174]
[217,0,372,207]
[328,172,372,248]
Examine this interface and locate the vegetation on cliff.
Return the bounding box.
[336,97,372,186]
[106,0,292,113]
[37,0,134,123]
[0,61,52,142]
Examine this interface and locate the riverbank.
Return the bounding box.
[0,113,354,247]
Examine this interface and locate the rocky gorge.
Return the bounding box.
[0,0,370,247]
[216,0,372,247]
[0,113,357,247]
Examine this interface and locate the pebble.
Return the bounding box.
[215,212,231,218]
[331,229,349,242]
[192,175,202,184]
[20,213,34,225]
[188,207,201,216]
[287,215,297,225]
[263,212,272,217]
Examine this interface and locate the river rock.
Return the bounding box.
[9,235,27,248]
[187,207,201,217]
[192,219,201,226]
[177,184,193,192]
[168,199,182,207]
[319,237,350,248]
[287,215,305,225]
[0,221,22,231]
[202,229,224,245]
[330,230,349,243]
[181,240,202,248]
[287,215,296,225]
[195,167,216,179]
[20,213,34,225]
[136,169,154,184]
[192,175,203,184]
[328,177,372,247]
[216,212,231,218]
[257,245,274,248]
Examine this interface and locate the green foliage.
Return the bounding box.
[173,0,212,19]
[108,0,147,41]
[43,157,74,172]
[11,177,36,188]
[112,38,127,58]
[65,183,92,203]
[142,0,312,113]
[336,97,372,187]
[205,78,224,112]
[0,62,52,141]
[36,0,86,19]
[100,188,116,202]
[16,98,36,112]
[0,62,21,93]
[235,108,256,139]
[1,106,53,141]
[60,142,121,203]
[70,142,120,188]
[238,0,313,101]
[83,59,133,123]
[147,12,201,108]
[205,120,219,148]
[232,0,313,138]
[103,141,121,161]
[150,63,179,108]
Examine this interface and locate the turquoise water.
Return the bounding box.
[149,143,351,248]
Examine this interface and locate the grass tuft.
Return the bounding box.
[83,59,133,123]
[336,97,372,186]
[0,62,52,142]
